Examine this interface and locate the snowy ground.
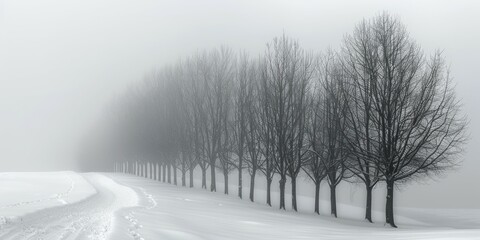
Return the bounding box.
[0,172,137,239]
[1,172,479,239]
[0,172,96,218]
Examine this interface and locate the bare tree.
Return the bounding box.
[285,51,313,211]
[263,35,311,210]
[257,59,276,206]
[352,13,466,227]
[340,19,382,223]
[314,52,350,217]
[218,75,235,194]
[185,55,210,189]
[232,53,249,199]
[198,48,235,192]
[303,78,329,214]
[243,60,263,202]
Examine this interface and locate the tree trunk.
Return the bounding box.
[189,167,194,188]
[279,177,286,210]
[147,163,149,178]
[210,163,216,192]
[181,162,186,187]
[330,184,337,217]
[162,164,166,182]
[224,172,229,194]
[238,153,243,199]
[249,171,256,202]
[182,171,186,187]
[314,181,321,214]
[266,177,272,206]
[291,176,297,211]
[136,162,139,176]
[150,163,153,179]
[201,168,207,189]
[385,180,397,228]
[142,163,148,178]
[167,163,171,184]
[145,163,148,178]
[151,163,154,178]
[173,164,177,185]
[366,185,373,223]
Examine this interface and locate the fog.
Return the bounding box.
[0,0,479,208]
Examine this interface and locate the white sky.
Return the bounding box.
[0,0,479,208]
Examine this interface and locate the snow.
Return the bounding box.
[0,171,96,217]
[1,171,480,239]
[0,172,137,239]
[109,173,480,240]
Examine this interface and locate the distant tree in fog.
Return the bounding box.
[262,35,312,210]
[314,52,350,218]
[257,60,276,206]
[199,48,235,192]
[231,53,249,199]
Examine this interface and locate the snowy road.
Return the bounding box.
[0,173,137,240]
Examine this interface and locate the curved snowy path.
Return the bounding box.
[0,173,138,240]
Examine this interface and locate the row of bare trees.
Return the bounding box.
[79,13,466,228]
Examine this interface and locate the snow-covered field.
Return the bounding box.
[0,172,137,239]
[1,172,479,239]
[0,172,96,218]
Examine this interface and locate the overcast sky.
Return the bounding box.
[0,0,479,208]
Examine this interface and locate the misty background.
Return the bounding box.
[0,0,478,208]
